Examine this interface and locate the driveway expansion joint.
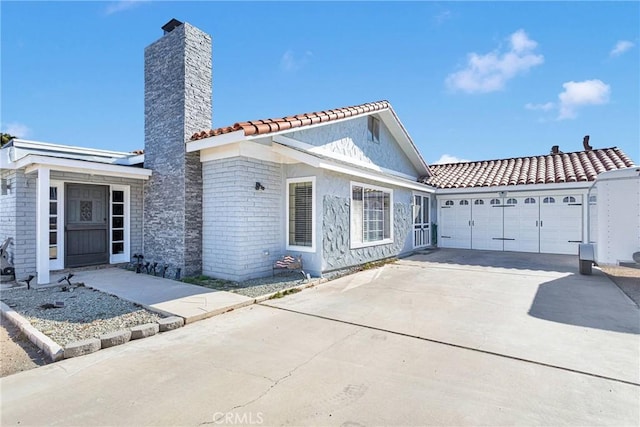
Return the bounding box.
[261,303,640,388]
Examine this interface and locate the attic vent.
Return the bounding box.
[162,18,183,35]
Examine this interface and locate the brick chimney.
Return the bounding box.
[143,20,212,277]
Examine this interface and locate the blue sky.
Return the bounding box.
[1,1,638,165]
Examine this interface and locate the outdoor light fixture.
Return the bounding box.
[0,178,10,195]
[255,182,265,191]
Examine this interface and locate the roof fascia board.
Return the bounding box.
[18,155,152,180]
[200,141,289,164]
[186,130,247,152]
[11,139,133,158]
[272,143,435,193]
[114,154,145,165]
[272,135,418,181]
[435,181,592,195]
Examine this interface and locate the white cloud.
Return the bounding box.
[525,102,555,111]
[434,10,452,25]
[557,79,610,120]
[1,122,31,138]
[280,50,313,72]
[433,154,470,165]
[610,40,634,57]
[445,29,544,94]
[105,0,148,15]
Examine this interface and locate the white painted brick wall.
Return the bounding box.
[202,156,283,281]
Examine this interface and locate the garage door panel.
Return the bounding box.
[539,195,583,255]
[471,199,503,250]
[439,199,471,249]
[503,197,540,253]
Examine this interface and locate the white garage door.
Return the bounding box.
[539,195,583,255]
[503,197,540,253]
[471,198,503,250]
[438,193,583,255]
[439,199,471,249]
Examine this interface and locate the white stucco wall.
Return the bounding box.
[288,116,418,177]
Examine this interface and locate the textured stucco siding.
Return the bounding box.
[289,116,418,177]
[319,171,414,272]
[143,23,211,277]
[202,157,283,281]
[0,169,36,279]
[50,171,145,259]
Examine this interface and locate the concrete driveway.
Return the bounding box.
[1,249,638,426]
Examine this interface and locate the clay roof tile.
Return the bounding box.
[422,147,635,189]
[189,100,391,141]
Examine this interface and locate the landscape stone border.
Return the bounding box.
[0,300,187,361]
[1,276,328,363]
[1,301,64,361]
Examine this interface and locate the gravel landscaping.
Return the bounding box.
[600,264,640,307]
[181,260,394,298]
[182,272,311,298]
[0,285,163,347]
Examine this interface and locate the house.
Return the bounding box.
[0,19,636,285]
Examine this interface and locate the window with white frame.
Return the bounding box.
[351,182,393,248]
[367,116,380,143]
[49,187,59,260]
[109,185,130,263]
[286,177,315,251]
[111,190,125,254]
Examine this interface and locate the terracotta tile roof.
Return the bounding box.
[190,100,390,141]
[422,147,635,189]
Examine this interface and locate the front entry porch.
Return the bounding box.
[31,165,150,284]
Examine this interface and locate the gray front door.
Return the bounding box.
[65,184,109,267]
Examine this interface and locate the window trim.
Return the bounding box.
[286,176,316,253]
[350,181,394,249]
[48,181,64,271]
[109,185,130,264]
[367,115,380,143]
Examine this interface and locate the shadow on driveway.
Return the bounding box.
[412,248,578,273]
[528,271,640,334]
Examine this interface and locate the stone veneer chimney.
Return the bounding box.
[143,20,212,277]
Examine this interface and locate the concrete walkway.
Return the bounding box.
[72,268,254,323]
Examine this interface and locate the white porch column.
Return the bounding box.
[36,167,50,284]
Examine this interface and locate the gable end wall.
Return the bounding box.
[289,116,418,177]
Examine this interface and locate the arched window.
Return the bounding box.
[506,198,517,205]
[490,198,501,205]
[543,197,555,204]
[474,199,484,205]
[524,197,536,204]
[589,195,597,203]
[563,196,576,203]
[444,200,454,206]
[460,200,469,206]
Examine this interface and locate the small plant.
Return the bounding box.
[360,257,397,271]
[268,288,301,299]
[39,303,58,310]
[269,291,283,299]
